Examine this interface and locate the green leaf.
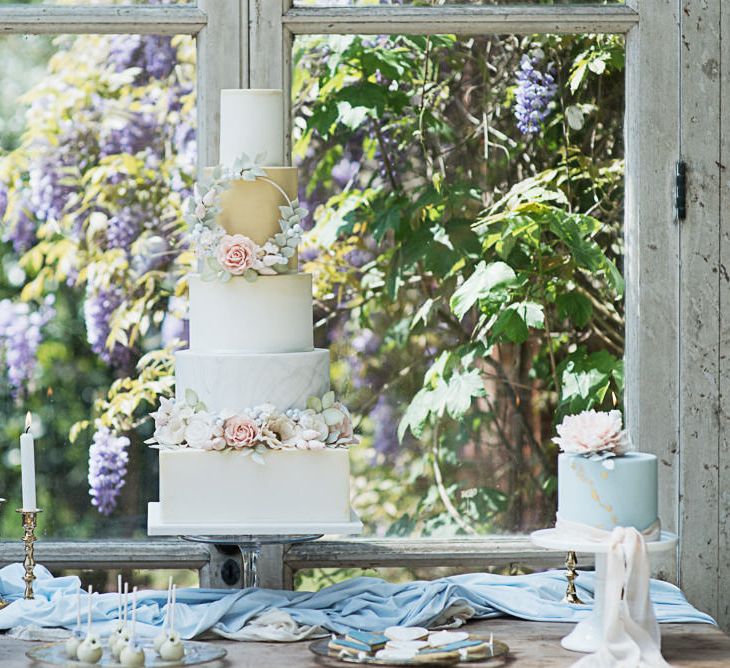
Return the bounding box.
[336,101,370,130]
[444,369,485,419]
[491,306,529,343]
[335,82,388,115]
[450,261,516,320]
[184,388,198,407]
[556,292,593,327]
[398,386,433,441]
[410,297,437,330]
[323,407,344,426]
[322,390,336,409]
[557,348,623,418]
[514,301,544,330]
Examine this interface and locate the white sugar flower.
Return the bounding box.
[185,411,225,451]
[150,396,176,428]
[297,409,329,448]
[154,415,187,447]
[151,399,194,447]
[553,409,630,456]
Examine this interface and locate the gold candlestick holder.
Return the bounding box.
[16,508,42,600]
[0,498,8,609]
[563,550,584,605]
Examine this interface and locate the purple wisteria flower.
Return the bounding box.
[345,248,374,269]
[105,205,144,250]
[0,182,7,220]
[88,425,130,515]
[371,395,398,456]
[25,114,99,229]
[332,157,360,188]
[108,35,177,82]
[2,197,37,254]
[28,159,75,225]
[352,327,381,355]
[513,52,558,135]
[83,284,134,369]
[0,295,55,398]
[99,111,160,157]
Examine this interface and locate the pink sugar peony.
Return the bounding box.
[223,415,260,448]
[553,409,630,456]
[217,234,258,275]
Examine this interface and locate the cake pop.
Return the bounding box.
[119,586,145,667]
[112,582,131,660]
[76,585,103,664]
[153,576,173,653]
[159,585,185,661]
[64,589,83,659]
[109,574,125,653]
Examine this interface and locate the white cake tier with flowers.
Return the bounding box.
[554,409,659,537]
[147,89,358,533]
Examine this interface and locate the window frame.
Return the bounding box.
[1,0,714,624]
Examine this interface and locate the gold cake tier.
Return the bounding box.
[203,166,298,245]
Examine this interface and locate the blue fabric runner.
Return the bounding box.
[0,563,714,640]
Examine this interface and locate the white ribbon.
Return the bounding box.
[555,515,670,668]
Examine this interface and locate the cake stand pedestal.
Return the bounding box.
[530,528,678,653]
[148,503,363,589]
[183,534,321,588]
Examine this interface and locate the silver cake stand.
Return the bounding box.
[531,528,678,653]
[148,503,363,589]
[182,534,321,588]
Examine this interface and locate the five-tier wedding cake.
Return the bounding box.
[147,89,359,534]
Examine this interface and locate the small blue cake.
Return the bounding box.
[557,452,658,534]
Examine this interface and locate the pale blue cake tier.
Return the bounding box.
[557,452,658,532]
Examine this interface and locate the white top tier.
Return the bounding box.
[219,89,285,168]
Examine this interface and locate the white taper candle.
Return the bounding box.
[20,412,36,511]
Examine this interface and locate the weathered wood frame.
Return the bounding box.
[2,0,724,628]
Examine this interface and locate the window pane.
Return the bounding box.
[0,32,195,539]
[294,1,624,6]
[293,33,625,538]
[0,1,197,5]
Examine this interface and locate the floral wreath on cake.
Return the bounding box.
[553,408,633,469]
[185,153,308,283]
[147,389,357,465]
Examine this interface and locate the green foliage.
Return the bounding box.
[295,31,625,535]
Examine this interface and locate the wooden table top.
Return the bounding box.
[3,619,729,667]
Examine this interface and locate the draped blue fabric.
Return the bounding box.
[0,563,714,640]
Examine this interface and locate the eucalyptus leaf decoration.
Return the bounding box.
[186,153,308,283]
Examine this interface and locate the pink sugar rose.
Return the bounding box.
[223,415,261,448]
[217,234,258,275]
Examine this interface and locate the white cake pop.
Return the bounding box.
[153,576,173,653]
[159,631,185,661]
[64,589,83,659]
[76,585,103,664]
[120,641,146,667]
[112,582,131,660]
[109,574,124,652]
[119,586,145,667]
[159,585,185,661]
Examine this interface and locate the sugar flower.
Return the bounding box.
[223,415,260,448]
[216,234,258,275]
[553,409,630,456]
